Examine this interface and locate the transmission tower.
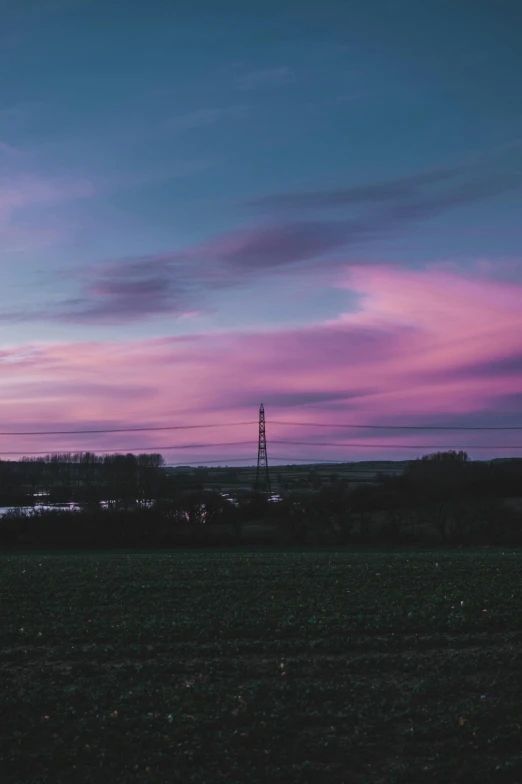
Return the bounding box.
[255,403,271,495]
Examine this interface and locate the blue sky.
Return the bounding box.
[1,0,522,461]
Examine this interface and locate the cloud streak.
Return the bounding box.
[245,166,471,210]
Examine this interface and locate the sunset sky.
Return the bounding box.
[1,0,522,464]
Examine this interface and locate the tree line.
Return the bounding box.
[0,452,167,508]
[0,450,521,549]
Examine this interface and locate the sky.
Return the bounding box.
[1,0,522,465]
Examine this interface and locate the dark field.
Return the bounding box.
[2,550,522,783]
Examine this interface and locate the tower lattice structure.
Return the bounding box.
[255,403,271,495]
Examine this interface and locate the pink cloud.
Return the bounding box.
[0,265,521,461]
[335,265,522,371]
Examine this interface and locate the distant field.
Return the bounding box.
[2,550,522,783]
[164,461,408,492]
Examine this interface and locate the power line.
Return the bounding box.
[269,420,522,431]
[0,441,255,457]
[166,458,259,466]
[0,422,257,436]
[0,419,520,437]
[165,457,380,467]
[1,439,521,458]
[271,440,522,449]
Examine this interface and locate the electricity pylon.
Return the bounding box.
[255,403,271,495]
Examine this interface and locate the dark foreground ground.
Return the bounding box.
[1,549,522,784]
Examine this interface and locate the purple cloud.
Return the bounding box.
[378,172,522,225]
[227,389,373,409]
[203,221,349,270]
[245,166,470,210]
[449,353,522,380]
[55,255,202,324]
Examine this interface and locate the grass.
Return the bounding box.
[2,549,522,783]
